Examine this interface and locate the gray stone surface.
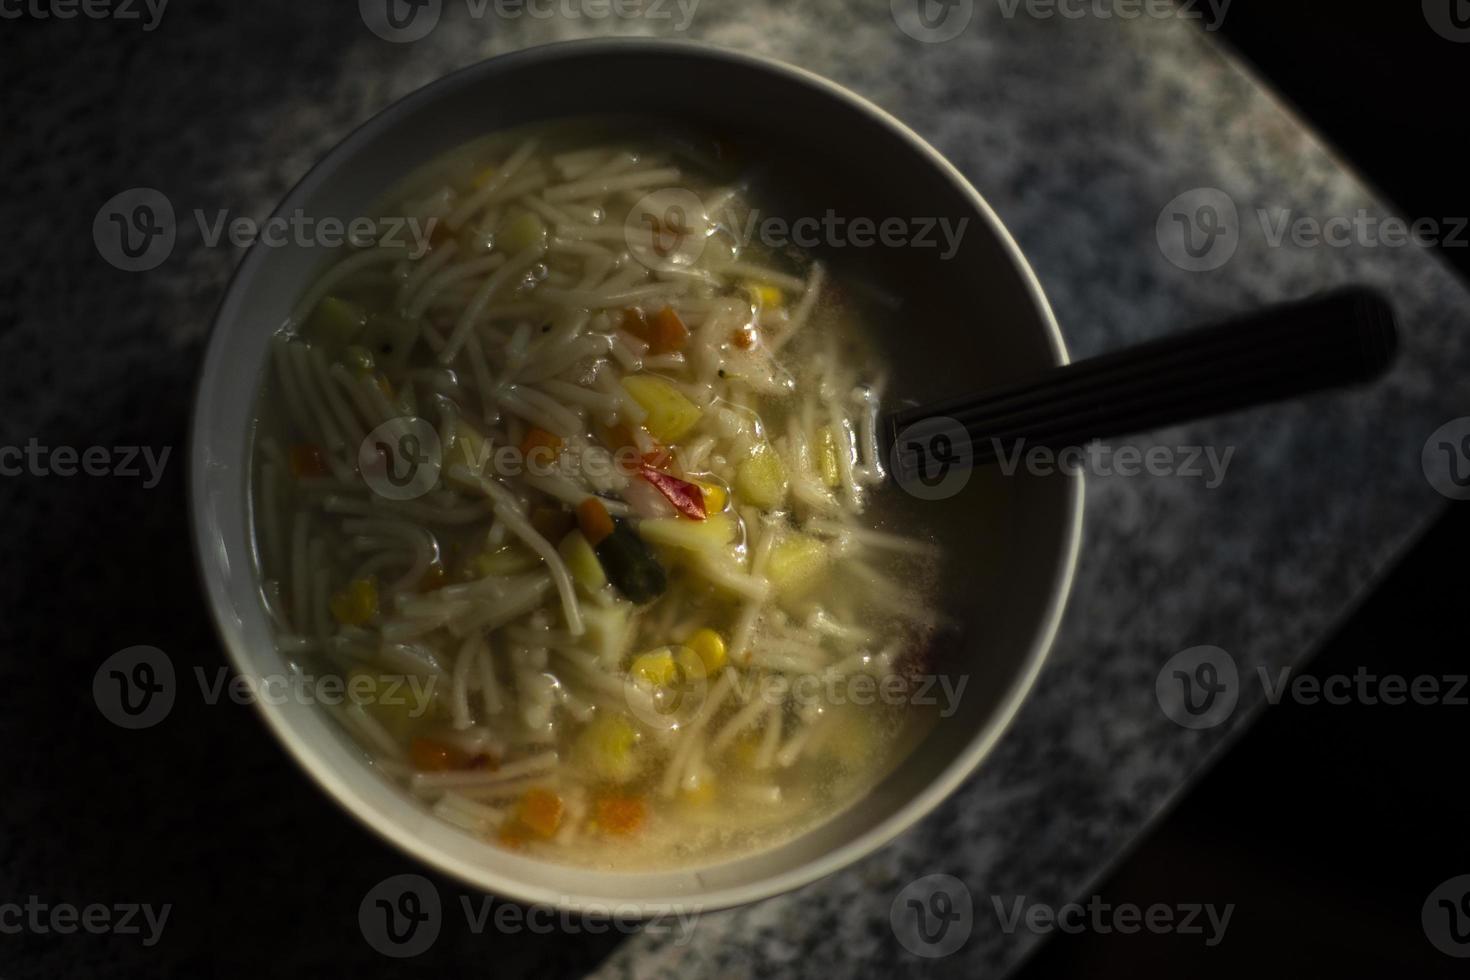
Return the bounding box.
[2,1,1466,977]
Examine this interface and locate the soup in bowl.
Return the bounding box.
[190,40,1080,911]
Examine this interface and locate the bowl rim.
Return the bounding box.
[188,36,1084,915]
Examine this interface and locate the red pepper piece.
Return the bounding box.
[639,465,708,520]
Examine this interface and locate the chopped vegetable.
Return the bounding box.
[766,533,827,606]
[574,713,640,784]
[685,628,727,674]
[595,520,668,604]
[582,603,630,665]
[410,737,472,772]
[530,504,574,543]
[559,530,608,593]
[498,208,547,255]
[592,793,647,836]
[630,648,680,687]
[731,324,759,350]
[516,787,564,839]
[637,513,736,554]
[519,426,564,466]
[814,426,842,488]
[576,497,616,547]
[640,465,707,520]
[621,375,702,443]
[288,443,329,480]
[693,478,728,514]
[463,543,538,579]
[646,306,690,354]
[305,296,367,349]
[330,577,378,626]
[747,283,783,309]
[735,444,789,509]
[680,775,716,807]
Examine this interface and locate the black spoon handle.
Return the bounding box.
[887,286,1398,475]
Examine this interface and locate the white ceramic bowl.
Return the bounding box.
[189,38,1082,914]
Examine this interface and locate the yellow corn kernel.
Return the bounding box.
[680,775,716,807]
[471,166,497,189]
[497,208,547,255]
[747,283,783,309]
[574,712,640,784]
[630,648,679,688]
[330,577,378,626]
[685,628,727,674]
[693,479,728,514]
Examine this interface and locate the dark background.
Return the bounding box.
[1020,2,1470,975]
[2,1,1467,977]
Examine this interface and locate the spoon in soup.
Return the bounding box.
[885,286,1398,484]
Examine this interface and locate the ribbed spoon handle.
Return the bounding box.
[887,286,1398,476]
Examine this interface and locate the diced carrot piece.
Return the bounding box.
[648,306,689,354]
[593,794,647,836]
[288,444,328,479]
[577,497,616,547]
[731,324,758,350]
[530,505,574,543]
[517,787,564,839]
[519,426,563,465]
[410,737,471,772]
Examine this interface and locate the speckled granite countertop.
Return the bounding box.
[3,2,1468,978]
